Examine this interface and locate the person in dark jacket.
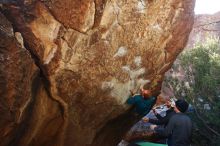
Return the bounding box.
[151,99,192,146]
[127,88,157,116]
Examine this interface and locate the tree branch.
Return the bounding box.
[195,20,220,28]
[201,27,220,32]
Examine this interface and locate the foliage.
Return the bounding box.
[180,37,220,97]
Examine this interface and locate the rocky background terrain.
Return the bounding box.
[187,11,220,48]
[162,11,220,98]
[0,0,195,146]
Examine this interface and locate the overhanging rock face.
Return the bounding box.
[0,0,195,146]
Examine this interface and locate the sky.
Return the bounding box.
[195,0,220,14]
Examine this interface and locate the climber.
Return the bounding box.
[150,99,192,146]
[142,98,176,145]
[127,88,157,116]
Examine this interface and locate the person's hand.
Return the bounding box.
[129,90,135,96]
[153,109,157,115]
[150,125,157,130]
[142,117,149,122]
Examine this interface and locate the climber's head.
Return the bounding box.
[141,88,152,98]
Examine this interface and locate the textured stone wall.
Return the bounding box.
[0,0,195,146]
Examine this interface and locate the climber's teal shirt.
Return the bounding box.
[127,94,156,116]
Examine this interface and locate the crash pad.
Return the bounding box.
[136,142,167,146]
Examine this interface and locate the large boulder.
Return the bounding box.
[0,0,195,146]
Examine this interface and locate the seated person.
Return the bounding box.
[142,98,176,145]
[127,88,157,116]
[142,98,175,127]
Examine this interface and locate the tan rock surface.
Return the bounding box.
[0,11,64,146]
[0,0,195,145]
[0,12,37,146]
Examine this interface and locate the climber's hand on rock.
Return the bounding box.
[130,90,135,96]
